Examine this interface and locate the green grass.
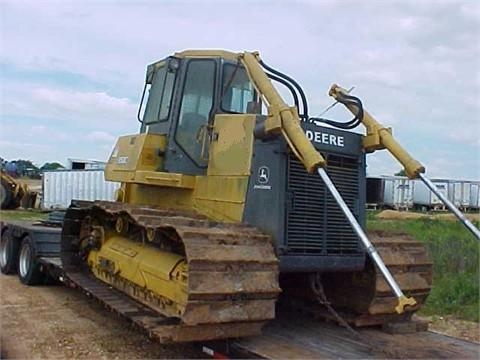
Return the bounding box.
[0,209,48,222]
[367,215,479,322]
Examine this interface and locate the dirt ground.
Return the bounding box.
[0,274,204,359]
[414,315,480,344]
[1,273,479,359]
[376,209,480,222]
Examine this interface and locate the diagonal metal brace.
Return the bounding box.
[317,168,416,314]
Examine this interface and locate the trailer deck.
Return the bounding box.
[229,314,479,359]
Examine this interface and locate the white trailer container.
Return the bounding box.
[43,170,120,209]
[413,179,449,209]
[447,180,471,209]
[470,182,480,209]
[382,176,415,209]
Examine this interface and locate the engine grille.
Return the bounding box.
[286,154,361,255]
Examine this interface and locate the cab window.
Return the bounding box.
[176,60,216,166]
[221,64,255,113]
[143,63,176,124]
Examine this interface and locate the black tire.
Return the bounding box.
[0,180,13,209]
[17,236,45,285]
[0,228,20,274]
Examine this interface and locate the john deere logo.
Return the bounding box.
[258,166,269,184]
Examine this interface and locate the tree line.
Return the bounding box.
[1,158,64,178]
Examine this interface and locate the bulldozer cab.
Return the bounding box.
[138,51,257,175]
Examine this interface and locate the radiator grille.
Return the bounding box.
[286,154,361,255]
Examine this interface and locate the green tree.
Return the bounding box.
[40,162,65,171]
[12,159,39,177]
[395,169,406,176]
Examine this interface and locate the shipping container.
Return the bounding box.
[383,177,415,209]
[42,170,120,209]
[413,179,449,209]
[470,182,480,209]
[366,176,415,209]
[447,180,471,209]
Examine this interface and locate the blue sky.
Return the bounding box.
[0,0,479,179]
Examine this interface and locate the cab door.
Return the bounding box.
[164,59,217,175]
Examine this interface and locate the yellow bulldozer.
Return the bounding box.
[59,50,479,342]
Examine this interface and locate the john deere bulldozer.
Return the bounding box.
[61,50,442,342]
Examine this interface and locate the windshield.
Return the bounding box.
[221,64,255,113]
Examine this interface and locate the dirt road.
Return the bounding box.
[0,274,203,359]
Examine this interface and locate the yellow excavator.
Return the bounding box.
[60,50,479,342]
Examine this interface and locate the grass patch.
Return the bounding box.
[368,216,479,322]
[0,209,48,222]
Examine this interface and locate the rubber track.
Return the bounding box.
[62,200,280,342]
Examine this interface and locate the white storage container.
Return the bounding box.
[42,170,120,209]
[383,177,415,209]
[470,183,480,209]
[447,181,471,208]
[413,179,449,208]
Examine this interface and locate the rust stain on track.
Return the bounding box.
[61,200,280,342]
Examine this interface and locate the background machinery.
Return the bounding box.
[0,169,36,210]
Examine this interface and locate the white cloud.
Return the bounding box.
[87,131,115,143]
[1,85,138,132]
[32,88,134,120]
[0,0,479,179]
[448,128,480,147]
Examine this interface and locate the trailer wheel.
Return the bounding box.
[18,236,44,285]
[0,229,20,274]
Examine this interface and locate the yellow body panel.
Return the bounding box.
[105,133,167,182]
[193,176,249,222]
[134,171,196,189]
[174,49,240,62]
[207,114,255,176]
[123,183,194,210]
[88,235,188,317]
[107,114,256,223]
